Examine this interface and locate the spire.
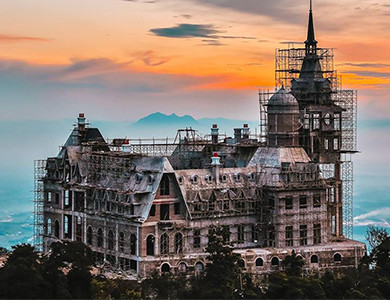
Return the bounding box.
[305,0,317,55]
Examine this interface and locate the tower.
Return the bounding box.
[261,0,358,239]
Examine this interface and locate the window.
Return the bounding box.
[76,217,82,241]
[47,218,52,235]
[271,257,279,267]
[311,255,319,264]
[312,113,320,130]
[195,261,204,272]
[285,197,293,210]
[299,196,308,209]
[150,204,156,217]
[190,175,199,184]
[160,175,170,196]
[119,232,125,252]
[237,225,245,243]
[281,162,290,172]
[238,259,245,268]
[313,194,321,208]
[160,233,169,255]
[300,225,307,246]
[285,226,293,247]
[178,262,187,272]
[255,257,264,267]
[334,113,341,130]
[108,230,114,250]
[54,220,60,238]
[193,229,201,248]
[64,190,70,207]
[160,204,170,220]
[251,224,258,243]
[220,174,228,182]
[55,193,60,205]
[161,263,170,273]
[130,234,137,255]
[135,173,143,184]
[324,138,329,150]
[313,224,321,244]
[204,175,213,183]
[64,215,71,239]
[97,228,103,247]
[174,203,180,215]
[178,176,184,184]
[87,226,93,245]
[233,173,241,182]
[222,226,230,243]
[47,192,52,202]
[334,253,342,263]
[331,215,337,236]
[174,233,183,254]
[334,138,339,150]
[146,235,155,256]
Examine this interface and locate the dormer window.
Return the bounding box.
[204,174,213,183]
[135,173,143,184]
[220,174,228,183]
[190,175,199,184]
[247,172,256,181]
[233,173,241,182]
[148,174,155,184]
[178,176,184,185]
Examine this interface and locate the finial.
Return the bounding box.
[310,0,312,12]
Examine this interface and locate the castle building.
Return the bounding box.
[35,3,365,278]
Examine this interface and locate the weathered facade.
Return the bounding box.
[36,4,365,278]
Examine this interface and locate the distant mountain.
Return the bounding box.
[129,112,259,138]
[134,112,199,127]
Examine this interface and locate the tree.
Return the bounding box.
[0,244,50,299]
[366,225,388,251]
[282,250,305,277]
[199,226,242,299]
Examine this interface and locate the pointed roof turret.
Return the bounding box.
[305,0,317,55]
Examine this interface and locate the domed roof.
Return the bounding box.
[269,87,298,106]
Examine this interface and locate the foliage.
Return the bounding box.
[366,225,388,251]
[91,276,141,299]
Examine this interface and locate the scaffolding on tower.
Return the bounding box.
[259,43,357,238]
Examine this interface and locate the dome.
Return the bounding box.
[269,87,298,106]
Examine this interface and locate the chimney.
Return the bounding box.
[211,124,219,144]
[234,128,242,143]
[77,113,86,131]
[122,139,131,153]
[242,124,250,139]
[211,152,221,184]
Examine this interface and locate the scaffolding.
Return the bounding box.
[258,43,357,239]
[275,44,337,89]
[33,159,46,251]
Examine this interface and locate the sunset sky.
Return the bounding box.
[0,0,390,122]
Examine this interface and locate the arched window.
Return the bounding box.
[195,261,204,272]
[174,233,183,254]
[161,263,170,273]
[271,257,279,266]
[108,230,114,250]
[161,233,169,255]
[87,226,93,245]
[119,232,124,252]
[130,234,137,255]
[255,257,264,267]
[238,259,245,268]
[54,220,60,238]
[178,262,187,272]
[160,175,170,196]
[334,253,342,262]
[311,255,319,263]
[47,218,52,235]
[97,228,103,247]
[146,235,155,256]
